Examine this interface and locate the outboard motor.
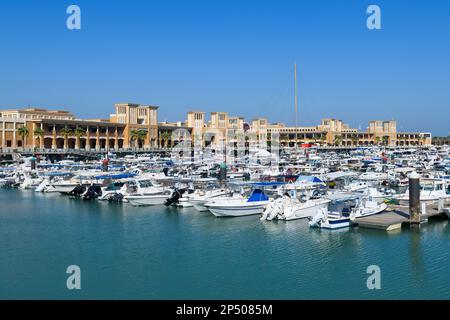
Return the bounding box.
[309,208,327,228]
[69,185,86,197]
[163,167,169,176]
[109,193,124,203]
[83,185,102,200]
[165,188,186,206]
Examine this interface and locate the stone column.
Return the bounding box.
[85,126,90,151]
[106,128,110,151]
[40,123,44,149]
[13,122,17,148]
[52,125,57,149]
[114,127,119,150]
[96,126,100,151]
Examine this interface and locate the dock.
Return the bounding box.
[355,200,450,231]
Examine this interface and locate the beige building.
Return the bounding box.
[0,104,432,152]
[185,112,432,148]
[0,103,159,151]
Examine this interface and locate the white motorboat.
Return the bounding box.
[190,188,233,212]
[125,190,172,206]
[52,181,83,194]
[309,193,387,229]
[362,187,396,204]
[205,189,269,217]
[261,196,330,221]
[393,178,450,206]
[309,208,356,229]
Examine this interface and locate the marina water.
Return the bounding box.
[1,189,449,299]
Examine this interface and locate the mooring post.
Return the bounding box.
[219,162,227,186]
[409,171,421,227]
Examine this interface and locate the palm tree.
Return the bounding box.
[33,127,44,149]
[319,134,327,146]
[160,131,171,148]
[137,130,147,148]
[17,126,29,148]
[130,129,140,149]
[74,127,85,149]
[130,129,147,149]
[382,136,389,146]
[333,135,343,146]
[59,127,73,149]
[374,136,381,146]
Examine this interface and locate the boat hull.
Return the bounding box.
[282,200,330,221]
[206,201,269,217]
[190,199,209,212]
[125,195,169,206]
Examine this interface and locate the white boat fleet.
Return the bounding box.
[1,145,449,230]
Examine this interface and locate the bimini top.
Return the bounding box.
[248,181,286,187]
[294,175,324,184]
[94,173,137,180]
[325,192,361,204]
[247,189,269,202]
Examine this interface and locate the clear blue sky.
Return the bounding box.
[0,0,449,135]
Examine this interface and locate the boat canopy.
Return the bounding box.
[247,189,269,202]
[294,175,324,184]
[43,172,73,177]
[325,192,361,204]
[248,181,286,187]
[94,173,137,180]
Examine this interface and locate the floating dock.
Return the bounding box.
[355,200,450,231]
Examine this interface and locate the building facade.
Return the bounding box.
[0,104,432,152]
[185,113,432,148]
[0,103,159,151]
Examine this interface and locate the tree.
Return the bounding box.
[131,129,147,148]
[160,131,171,148]
[59,127,73,149]
[375,136,381,145]
[382,136,389,146]
[137,130,147,148]
[333,135,343,146]
[319,134,327,146]
[74,127,85,149]
[130,129,139,148]
[33,127,44,148]
[17,126,29,148]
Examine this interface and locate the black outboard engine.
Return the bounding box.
[83,185,102,200]
[165,188,186,206]
[163,167,169,176]
[109,193,124,203]
[69,185,86,197]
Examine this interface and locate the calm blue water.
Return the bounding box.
[1,189,450,300]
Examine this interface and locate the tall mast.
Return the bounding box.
[294,63,298,140]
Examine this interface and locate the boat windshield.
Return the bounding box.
[138,180,154,188]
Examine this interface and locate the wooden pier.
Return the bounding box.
[355,200,450,231]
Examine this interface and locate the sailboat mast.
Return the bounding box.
[294,62,298,135]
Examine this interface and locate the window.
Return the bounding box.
[6,140,12,147]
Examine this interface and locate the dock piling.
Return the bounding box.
[409,172,422,227]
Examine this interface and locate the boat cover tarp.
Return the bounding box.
[247,189,269,202]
